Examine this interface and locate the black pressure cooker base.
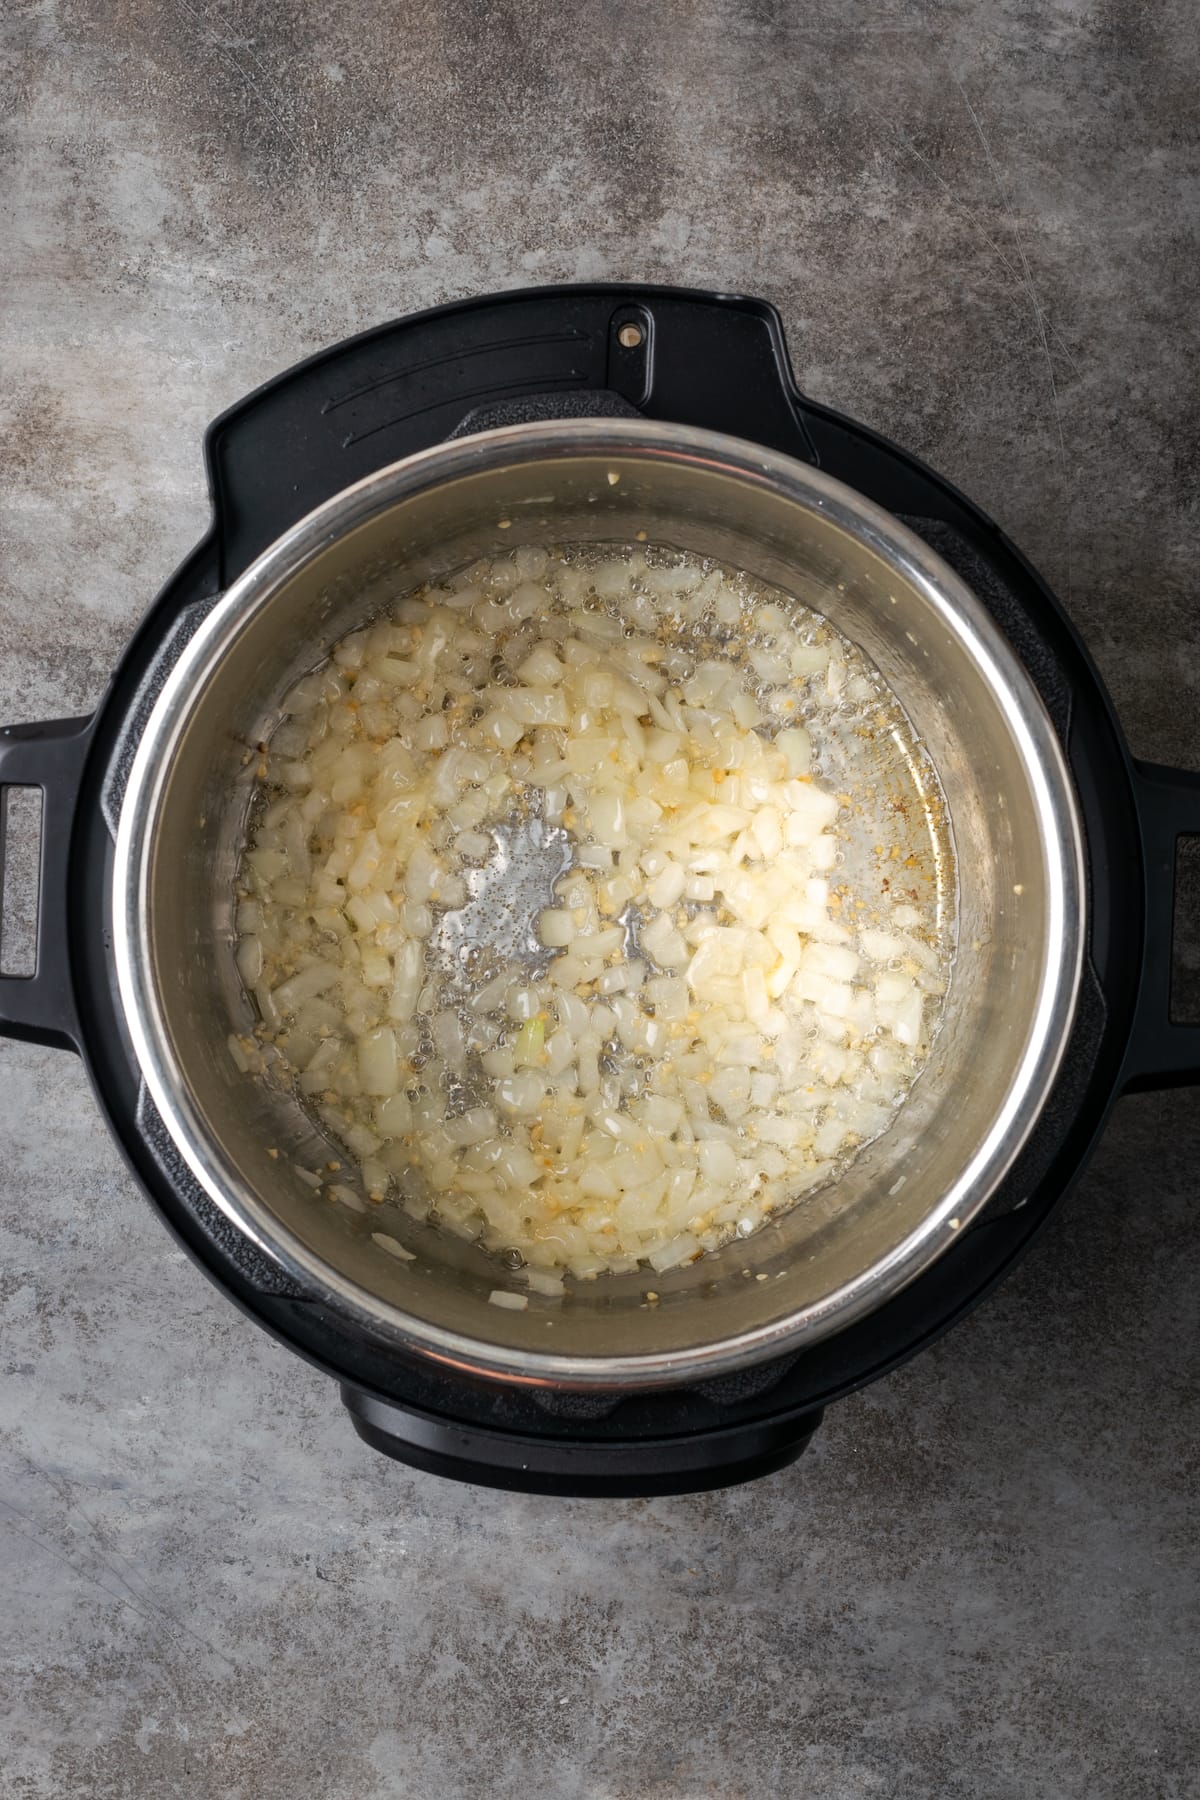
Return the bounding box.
[26,284,1195,1495]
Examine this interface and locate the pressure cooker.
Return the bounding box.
[2,286,1196,1494]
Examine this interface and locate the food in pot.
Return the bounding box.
[232,545,953,1280]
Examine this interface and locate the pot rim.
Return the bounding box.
[113,418,1085,1387]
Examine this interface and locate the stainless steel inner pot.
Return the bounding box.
[114,421,1084,1386]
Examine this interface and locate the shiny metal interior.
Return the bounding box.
[114,422,1084,1386]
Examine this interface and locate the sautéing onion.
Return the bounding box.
[235,545,953,1279]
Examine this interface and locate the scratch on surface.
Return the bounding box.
[28,1459,200,1650]
[951,74,1074,600]
[856,92,1080,376]
[176,0,304,156]
[0,1472,237,1675]
[0,1496,183,1634]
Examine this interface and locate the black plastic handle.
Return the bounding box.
[0,716,92,1052]
[1121,759,1200,1090]
[341,1384,823,1497]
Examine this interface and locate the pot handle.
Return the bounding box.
[340,1384,823,1497]
[1121,759,1200,1090]
[0,716,92,1052]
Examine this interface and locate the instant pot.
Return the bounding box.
[3,285,1197,1494]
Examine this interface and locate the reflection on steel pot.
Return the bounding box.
[113,420,1084,1384]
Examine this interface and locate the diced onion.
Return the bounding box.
[488,1289,529,1311]
[539,908,574,948]
[371,1232,415,1261]
[357,1026,399,1097]
[234,544,951,1283]
[520,1268,565,1297]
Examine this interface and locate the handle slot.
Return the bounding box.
[1171,833,1200,1024]
[0,785,42,977]
[1122,760,1200,1089]
[0,718,93,1051]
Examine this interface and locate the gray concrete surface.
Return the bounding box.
[2,3,1198,1795]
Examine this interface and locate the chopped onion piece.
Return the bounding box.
[328,1183,365,1213]
[539,908,574,948]
[520,1268,565,1297]
[371,1232,415,1261]
[496,1071,547,1114]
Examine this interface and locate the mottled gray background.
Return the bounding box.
[2,3,1198,1796]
